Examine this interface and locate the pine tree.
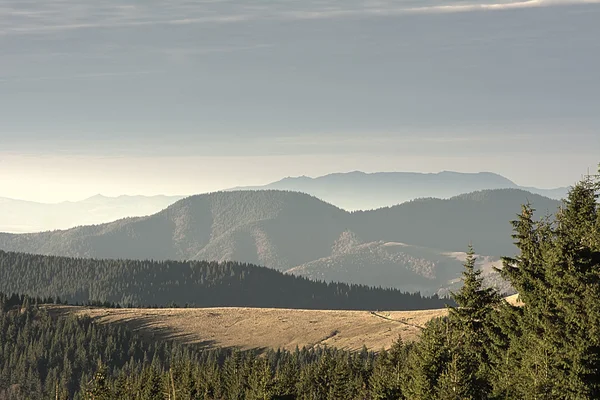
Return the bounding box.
[496,204,557,398]
[369,349,403,400]
[140,366,164,400]
[492,173,600,399]
[449,246,500,338]
[328,355,353,400]
[222,350,247,400]
[247,357,275,400]
[435,351,475,400]
[443,245,499,399]
[543,175,600,398]
[84,362,111,400]
[369,336,405,399]
[402,317,449,400]
[274,353,299,399]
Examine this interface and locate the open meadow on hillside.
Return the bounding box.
[47,305,449,351]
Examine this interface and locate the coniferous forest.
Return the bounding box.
[0,252,446,310]
[0,173,599,399]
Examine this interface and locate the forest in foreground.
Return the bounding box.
[0,251,446,311]
[0,172,599,399]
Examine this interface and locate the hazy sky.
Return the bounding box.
[2,0,599,202]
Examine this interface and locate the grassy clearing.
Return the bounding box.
[46,294,520,351]
[46,305,448,351]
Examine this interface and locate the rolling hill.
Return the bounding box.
[47,305,447,351]
[230,171,568,210]
[286,238,509,296]
[0,189,561,294]
[43,294,524,352]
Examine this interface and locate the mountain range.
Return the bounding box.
[0,189,561,295]
[0,171,567,233]
[0,194,185,233]
[230,171,568,211]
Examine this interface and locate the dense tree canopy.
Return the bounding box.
[0,252,447,310]
[401,170,600,399]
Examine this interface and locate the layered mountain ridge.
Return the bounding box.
[230,171,568,210]
[0,189,561,294]
[1,171,567,233]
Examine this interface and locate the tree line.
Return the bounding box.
[0,251,448,311]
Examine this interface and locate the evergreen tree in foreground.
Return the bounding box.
[406,246,499,399]
[441,246,500,399]
[495,170,600,399]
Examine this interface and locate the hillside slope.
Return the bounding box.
[0,191,347,265]
[287,238,502,295]
[48,306,447,351]
[45,293,522,352]
[350,189,560,256]
[0,189,560,293]
[0,250,445,310]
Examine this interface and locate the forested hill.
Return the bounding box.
[0,189,561,294]
[0,250,448,310]
[350,188,562,256]
[0,189,560,262]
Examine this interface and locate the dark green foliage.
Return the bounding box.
[490,172,600,399]
[402,317,450,399]
[0,250,448,310]
[402,172,600,399]
[368,339,405,400]
[444,246,499,399]
[0,292,192,399]
[402,247,500,399]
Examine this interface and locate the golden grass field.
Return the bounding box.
[46,295,520,352]
[47,306,448,351]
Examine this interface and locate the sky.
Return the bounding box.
[1,0,599,203]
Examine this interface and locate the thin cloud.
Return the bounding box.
[0,15,254,36]
[0,70,162,83]
[1,0,599,36]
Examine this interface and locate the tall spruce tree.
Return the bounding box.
[402,317,449,400]
[544,174,600,398]
[494,171,600,399]
[449,246,500,344]
[440,245,499,399]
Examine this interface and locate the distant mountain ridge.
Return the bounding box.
[1,171,567,233]
[230,171,568,210]
[0,194,185,233]
[0,189,561,294]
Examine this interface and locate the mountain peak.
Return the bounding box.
[85,194,108,201]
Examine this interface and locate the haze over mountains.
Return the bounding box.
[0,171,566,233]
[231,171,568,210]
[0,194,184,233]
[0,188,561,295]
